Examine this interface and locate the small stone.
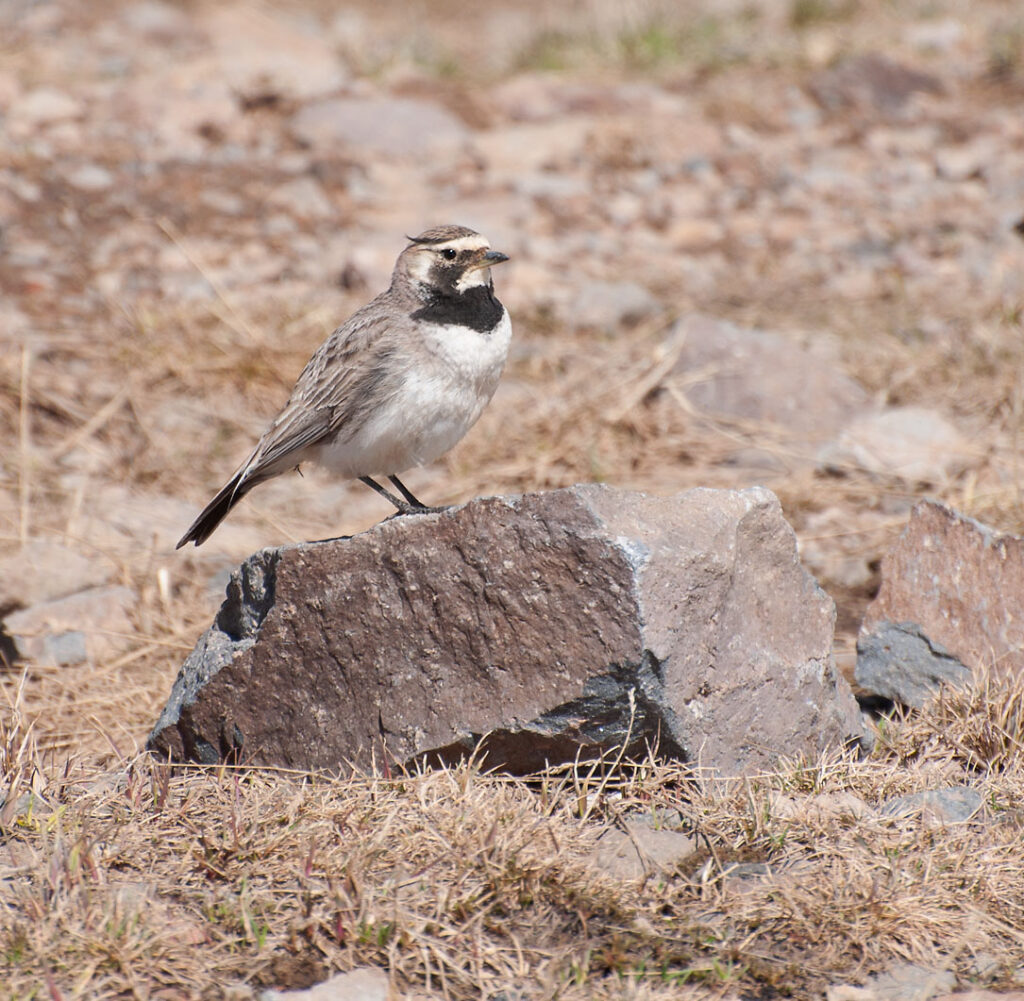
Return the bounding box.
[198,189,246,215]
[290,97,469,157]
[65,163,115,191]
[515,172,590,200]
[868,963,955,1001]
[3,585,136,666]
[856,623,970,708]
[819,407,973,484]
[722,858,817,892]
[590,816,699,881]
[200,6,348,102]
[881,785,983,824]
[904,19,964,53]
[771,790,872,824]
[258,968,389,1001]
[567,280,661,332]
[964,953,1001,982]
[490,73,567,122]
[935,141,994,181]
[0,541,113,611]
[120,0,191,37]
[223,987,256,1001]
[809,54,944,116]
[470,119,593,176]
[827,986,877,1001]
[666,314,870,444]
[11,87,82,127]
[267,176,335,220]
[668,217,724,250]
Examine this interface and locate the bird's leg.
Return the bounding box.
[387,475,427,509]
[388,475,448,515]
[358,476,447,517]
[359,476,417,513]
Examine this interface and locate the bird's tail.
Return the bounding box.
[176,471,257,549]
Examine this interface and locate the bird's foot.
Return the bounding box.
[387,503,449,519]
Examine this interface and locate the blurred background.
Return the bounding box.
[1,0,1023,757]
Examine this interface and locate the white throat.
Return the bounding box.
[455,267,492,293]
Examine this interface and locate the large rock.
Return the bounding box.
[150,486,862,775]
[857,502,1024,705]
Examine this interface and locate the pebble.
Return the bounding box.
[2,585,136,666]
[935,140,994,181]
[668,217,724,250]
[880,785,983,824]
[267,176,336,220]
[0,541,113,610]
[566,280,662,332]
[289,96,469,157]
[120,0,191,38]
[65,163,115,191]
[200,6,348,102]
[258,968,389,1001]
[819,407,975,484]
[828,965,956,1001]
[198,189,246,215]
[589,813,698,882]
[905,18,964,53]
[11,87,82,127]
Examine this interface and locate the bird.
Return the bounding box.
[176,224,511,548]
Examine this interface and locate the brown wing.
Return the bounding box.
[176,291,406,548]
[239,293,404,481]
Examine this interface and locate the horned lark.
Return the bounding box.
[176,225,511,548]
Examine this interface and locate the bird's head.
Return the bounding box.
[397,225,509,297]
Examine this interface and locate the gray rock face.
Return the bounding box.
[856,621,971,707]
[150,485,863,775]
[857,501,1024,705]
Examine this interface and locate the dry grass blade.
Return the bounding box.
[876,666,1024,772]
[0,675,45,829]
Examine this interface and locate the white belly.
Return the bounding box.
[314,309,512,478]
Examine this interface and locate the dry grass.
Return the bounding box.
[4,674,1024,999]
[877,667,1024,774]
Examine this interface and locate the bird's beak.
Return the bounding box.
[471,249,510,270]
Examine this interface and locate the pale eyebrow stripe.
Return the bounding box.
[413,236,490,253]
